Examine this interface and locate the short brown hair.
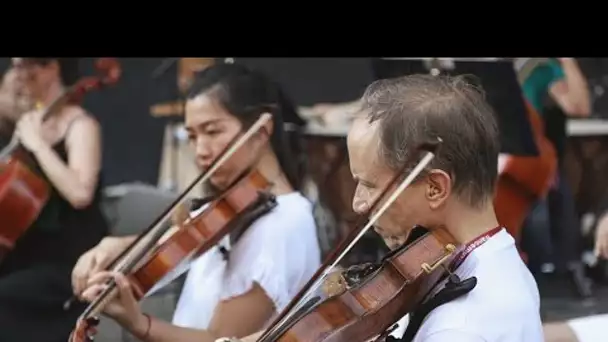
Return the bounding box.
[362,74,500,207]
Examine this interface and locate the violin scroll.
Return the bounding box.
[69,316,100,342]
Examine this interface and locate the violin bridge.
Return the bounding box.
[421,243,456,274]
[171,202,191,229]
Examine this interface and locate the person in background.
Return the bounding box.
[516,57,592,296]
[0,58,109,342]
[71,63,321,342]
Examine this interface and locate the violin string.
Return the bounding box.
[264,150,436,337]
[80,113,273,321]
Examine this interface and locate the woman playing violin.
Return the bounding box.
[72,63,321,341]
[0,58,109,341]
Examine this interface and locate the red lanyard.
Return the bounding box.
[420,226,503,304]
[449,226,503,272]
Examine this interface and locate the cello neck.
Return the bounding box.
[0,87,70,161]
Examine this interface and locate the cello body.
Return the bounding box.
[494,100,557,243]
[0,156,49,258]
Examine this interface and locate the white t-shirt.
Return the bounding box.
[567,313,608,342]
[165,191,320,329]
[390,229,544,342]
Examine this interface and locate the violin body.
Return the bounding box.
[493,101,557,244]
[0,156,49,259]
[128,169,273,299]
[264,227,457,342]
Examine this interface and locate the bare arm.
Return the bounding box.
[32,114,102,209]
[128,283,275,342]
[549,58,591,117]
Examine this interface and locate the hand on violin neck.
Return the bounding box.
[80,271,146,333]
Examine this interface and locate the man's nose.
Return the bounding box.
[352,196,370,214]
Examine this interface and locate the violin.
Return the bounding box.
[255,139,459,342]
[128,168,276,299]
[69,113,277,342]
[0,58,121,263]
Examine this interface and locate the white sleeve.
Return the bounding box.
[217,203,319,311]
[420,330,487,342]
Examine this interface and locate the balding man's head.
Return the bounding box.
[359,74,500,208]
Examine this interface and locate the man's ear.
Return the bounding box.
[425,169,451,210]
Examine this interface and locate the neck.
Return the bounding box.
[36,82,64,107]
[444,198,500,245]
[254,148,293,196]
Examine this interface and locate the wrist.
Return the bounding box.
[128,312,152,340]
[31,140,50,155]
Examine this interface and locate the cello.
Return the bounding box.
[0,58,121,262]
[253,139,469,342]
[69,114,279,342]
[493,100,557,244]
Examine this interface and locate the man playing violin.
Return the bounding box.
[72,63,321,341]
[341,74,544,341]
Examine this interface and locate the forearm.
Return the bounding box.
[32,143,96,208]
[132,315,219,342]
[561,59,591,116]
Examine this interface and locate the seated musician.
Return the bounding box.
[73,63,321,341]
[0,58,109,342]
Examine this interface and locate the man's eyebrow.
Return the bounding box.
[353,175,376,188]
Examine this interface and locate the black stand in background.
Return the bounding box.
[151,58,184,192]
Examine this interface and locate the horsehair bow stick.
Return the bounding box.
[257,138,441,342]
[78,113,273,321]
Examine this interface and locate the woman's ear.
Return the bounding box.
[258,112,274,139]
[425,169,452,210]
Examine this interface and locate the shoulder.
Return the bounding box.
[63,106,101,141]
[418,239,542,340]
[239,192,318,247]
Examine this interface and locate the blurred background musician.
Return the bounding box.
[0,58,109,342]
[515,57,592,297]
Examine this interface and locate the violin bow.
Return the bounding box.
[256,138,442,342]
[73,113,273,322]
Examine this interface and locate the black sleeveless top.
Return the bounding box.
[0,137,109,271]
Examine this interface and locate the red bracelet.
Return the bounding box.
[133,313,152,341]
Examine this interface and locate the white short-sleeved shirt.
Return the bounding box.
[390,229,544,342]
[162,192,320,329]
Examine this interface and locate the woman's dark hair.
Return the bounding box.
[188,63,306,190]
[22,58,80,86]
